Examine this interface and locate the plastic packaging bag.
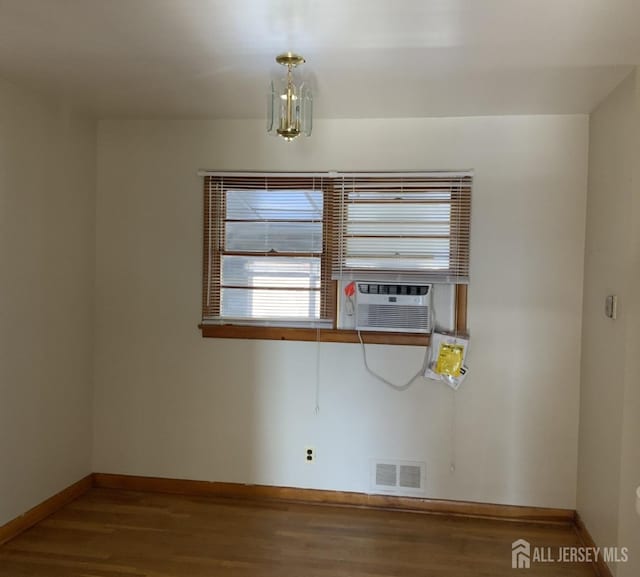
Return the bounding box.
[424,332,470,390]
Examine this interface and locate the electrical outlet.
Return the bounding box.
[305,446,315,463]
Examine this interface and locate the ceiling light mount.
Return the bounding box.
[267,52,312,141]
[275,52,306,67]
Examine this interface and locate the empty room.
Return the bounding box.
[0,1,638,576]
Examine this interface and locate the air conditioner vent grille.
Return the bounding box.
[355,283,432,334]
[358,304,431,332]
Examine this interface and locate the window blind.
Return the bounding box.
[202,175,334,325]
[330,173,472,283]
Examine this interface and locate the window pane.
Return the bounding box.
[221,288,320,319]
[346,237,451,257]
[225,221,323,253]
[341,201,453,274]
[347,203,451,221]
[347,188,452,201]
[222,256,321,288]
[226,189,323,221]
[345,256,451,271]
[220,186,325,321]
[346,222,450,236]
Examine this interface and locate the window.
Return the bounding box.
[331,173,471,283]
[201,171,471,343]
[202,174,334,327]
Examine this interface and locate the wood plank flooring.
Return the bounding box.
[0,488,595,576]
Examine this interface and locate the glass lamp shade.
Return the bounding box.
[267,74,312,140]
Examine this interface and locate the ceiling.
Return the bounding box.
[0,0,638,119]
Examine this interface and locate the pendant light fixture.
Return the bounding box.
[267,52,312,141]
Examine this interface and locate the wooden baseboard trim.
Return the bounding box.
[0,470,616,577]
[93,473,575,524]
[0,474,93,546]
[574,513,614,577]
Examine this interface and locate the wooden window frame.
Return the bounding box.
[200,173,469,346]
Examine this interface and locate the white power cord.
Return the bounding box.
[355,290,436,391]
[357,328,431,391]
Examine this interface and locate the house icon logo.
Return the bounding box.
[512,539,531,569]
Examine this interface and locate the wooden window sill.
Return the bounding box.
[199,324,431,346]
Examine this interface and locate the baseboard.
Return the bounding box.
[574,513,615,577]
[93,472,575,524]
[0,469,616,576]
[0,474,93,546]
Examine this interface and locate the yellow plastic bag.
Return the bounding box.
[435,343,465,377]
[424,332,470,390]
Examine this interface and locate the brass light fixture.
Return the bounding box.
[267,52,312,141]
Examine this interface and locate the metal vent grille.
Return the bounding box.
[375,464,397,487]
[371,460,426,496]
[357,304,431,332]
[399,465,422,489]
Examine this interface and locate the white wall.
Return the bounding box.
[94,115,588,509]
[577,71,633,563]
[617,73,640,570]
[577,69,640,576]
[0,78,96,524]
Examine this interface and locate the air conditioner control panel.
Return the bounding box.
[357,283,430,296]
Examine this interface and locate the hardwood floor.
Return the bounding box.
[0,488,596,576]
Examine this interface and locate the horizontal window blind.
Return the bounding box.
[330,173,472,283]
[202,171,472,328]
[203,175,334,325]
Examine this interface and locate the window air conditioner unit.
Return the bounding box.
[355,283,432,334]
